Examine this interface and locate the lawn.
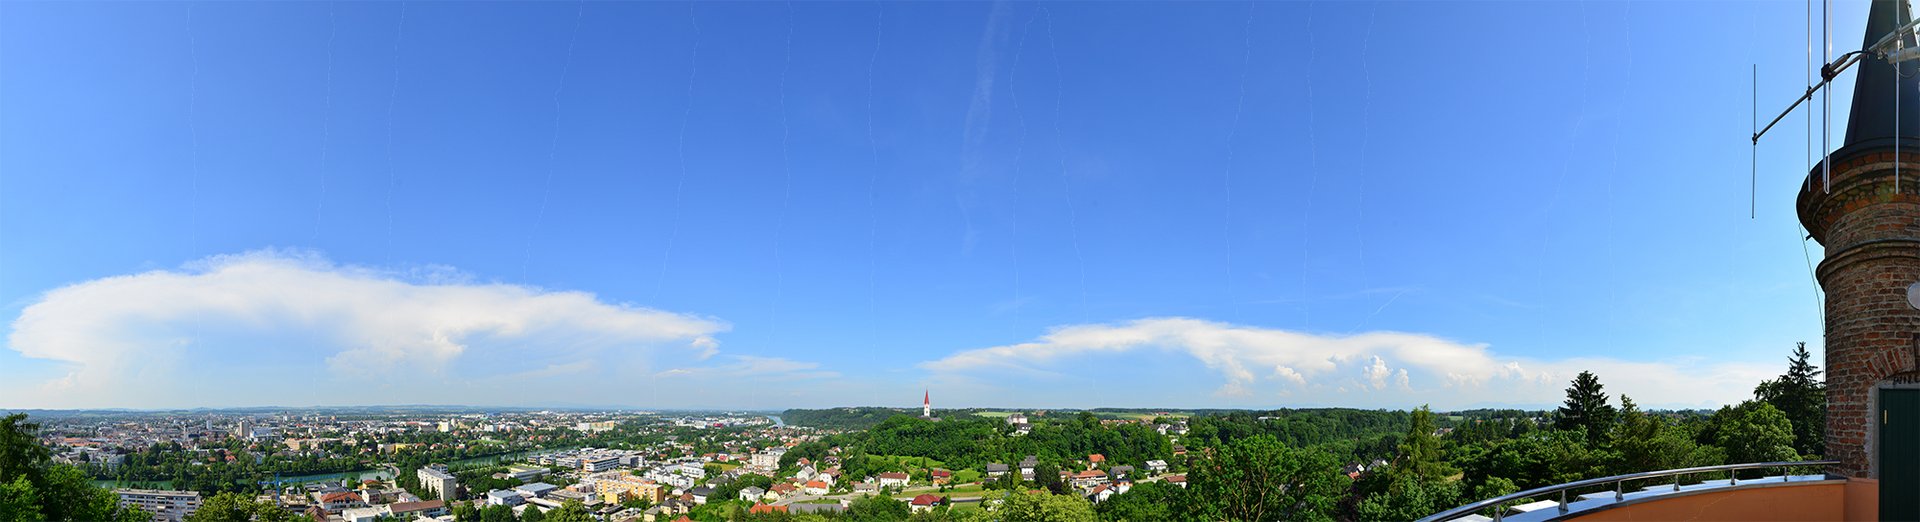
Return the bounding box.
[953,469,981,484]
[866,455,946,470]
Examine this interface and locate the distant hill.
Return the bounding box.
[780,407,916,429]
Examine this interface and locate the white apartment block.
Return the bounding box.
[418,466,458,502]
[115,488,201,522]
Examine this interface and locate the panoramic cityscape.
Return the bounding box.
[2,0,1917,521]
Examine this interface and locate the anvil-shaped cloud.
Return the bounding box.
[3,250,826,408]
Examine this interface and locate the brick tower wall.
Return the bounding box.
[1798,149,1920,478]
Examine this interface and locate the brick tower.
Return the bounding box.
[1796,0,1920,478]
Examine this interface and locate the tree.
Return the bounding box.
[845,494,910,521]
[544,500,593,522]
[478,504,516,522]
[1031,461,1063,495]
[0,475,43,522]
[1556,371,1618,442]
[1179,435,1345,521]
[0,416,48,491]
[1398,406,1453,481]
[1707,401,1799,466]
[519,506,545,522]
[1755,342,1826,457]
[995,491,1096,522]
[1607,395,1716,475]
[1093,480,1171,521]
[184,492,298,522]
[1354,472,1464,521]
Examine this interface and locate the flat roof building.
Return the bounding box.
[114,488,201,522]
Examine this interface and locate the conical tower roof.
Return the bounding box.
[1844,0,1920,150]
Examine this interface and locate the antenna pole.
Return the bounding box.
[1825,0,1832,192]
[1755,63,1759,219]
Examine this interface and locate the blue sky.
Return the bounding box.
[0,0,1871,410]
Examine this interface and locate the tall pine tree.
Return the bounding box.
[1555,371,1618,442]
[1754,342,1826,457]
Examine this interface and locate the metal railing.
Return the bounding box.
[1417,460,1839,522]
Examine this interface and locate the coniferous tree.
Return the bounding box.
[1555,371,1618,442]
[1397,406,1451,481]
[1754,342,1826,457]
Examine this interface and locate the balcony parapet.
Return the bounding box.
[1419,460,1842,522]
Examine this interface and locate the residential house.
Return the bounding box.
[748,504,788,515]
[909,494,943,513]
[1087,454,1106,469]
[1088,484,1117,504]
[768,483,796,500]
[930,469,952,485]
[1145,460,1168,474]
[1165,474,1187,488]
[876,472,910,488]
[852,482,878,494]
[1018,456,1039,480]
[803,481,830,495]
[1108,465,1133,481]
[316,491,365,513]
[737,486,766,502]
[689,485,714,505]
[1070,470,1108,488]
[986,463,1009,478]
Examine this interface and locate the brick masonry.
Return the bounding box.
[1798,147,1920,478]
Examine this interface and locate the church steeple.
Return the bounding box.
[1843,0,1920,150]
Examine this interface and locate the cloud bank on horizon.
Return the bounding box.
[5,251,1775,410]
[920,318,1776,409]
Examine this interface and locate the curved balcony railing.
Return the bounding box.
[1417,460,1840,522]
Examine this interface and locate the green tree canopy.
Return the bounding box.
[995,490,1096,522]
[1179,435,1345,521]
[183,492,298,522]
[1555,371,1619,442]
[1754,342,1826,457]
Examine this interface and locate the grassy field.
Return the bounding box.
[866,455,947,470]
[972,411,1019,418]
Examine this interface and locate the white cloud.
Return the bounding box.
[1274,366,1307,386]
[920,317,1776,409]
[1,250,789,408]
[1363,356,1392,390]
